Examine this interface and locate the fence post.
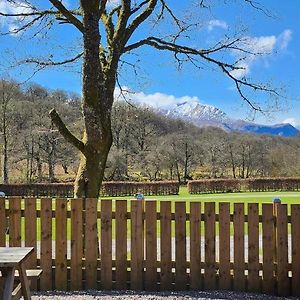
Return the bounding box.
[272,198,281,268]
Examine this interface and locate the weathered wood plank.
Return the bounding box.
[204,202,216,290]
[219,202,231,290]
[160,201,172,290]
[145,201,157,291]
[40,198,52,291]
[55,198,68,291]
[85,198,98,290]
[248,203,260,293]
[233,203,245,291]
[9,197,21,247]
[190,202,201,290]
[262,204,275,295]
[24,197,37,290]
[175,202,187,290]
[71,198,83,291]
[276,204,289,296]
[115,200,128,290]
[101,200,113,290]
[131,200,144,290]
[291,204,300,297]
[0,197,5,247]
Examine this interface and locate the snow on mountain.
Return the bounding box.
[156,100,299,137]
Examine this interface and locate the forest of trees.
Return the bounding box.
[1,78,300,184]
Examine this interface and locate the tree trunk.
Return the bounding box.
[74,145,111,198]
[50,1,114,198]
[2,105,8,184]
[3,133,8,184]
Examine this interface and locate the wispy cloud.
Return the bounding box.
[230,29,293,78]
[0,0,33,34]
[115,88,201,110]
[277,29,292,50]
[207,20,228,31]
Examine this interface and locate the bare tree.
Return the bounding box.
[0,0,279,197]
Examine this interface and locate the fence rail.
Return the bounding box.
[0,197,300,296]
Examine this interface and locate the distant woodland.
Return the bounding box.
[1,79,300,184]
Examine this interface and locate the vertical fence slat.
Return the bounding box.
[204,202,216,290]
[116,200,128,290]
[85,198,98,290]
[25,198,37,266]
[0,197,6,246]
[101,200,113,290]
[40,198,52,291]
[9,196,21,247]
[291,204,300,297]
[55,198,67,291]
[131,200,144,290]
[145,201,157,291]
[71,198,83,291]
[262,204,275,294]
[248,203,260,293]
[219,202,231,290]
[24,198,37,290]
[276,204,289,296]
[160,201,172,290]
[233,203,245,291]
[175,202,187,290]
[190,202,201,290]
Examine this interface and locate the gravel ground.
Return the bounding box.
[32,290,296,300]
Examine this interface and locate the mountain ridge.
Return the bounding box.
[156,100,299,137]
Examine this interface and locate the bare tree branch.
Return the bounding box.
[124,35,280,112]
[124,0,158,43]
[49,109,85,153]
[48,0,84,33]
[21,53,83,67]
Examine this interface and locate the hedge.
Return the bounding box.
[0,181,179,197]
[187,179,242,194]
[188,177,300,194]
[247,177,300,192]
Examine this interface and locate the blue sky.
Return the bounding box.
[0,1,299,126]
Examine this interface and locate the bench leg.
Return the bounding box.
[2,266,15,300]
[18,263,31,300]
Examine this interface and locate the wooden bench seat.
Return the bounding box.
[0,269,42,279]
[14,269,42,279]
[1,269,42,300]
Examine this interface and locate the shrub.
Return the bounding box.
[187,179,241,194]
[0,181,179,197]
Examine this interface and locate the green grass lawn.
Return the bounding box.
[102,186,300,213]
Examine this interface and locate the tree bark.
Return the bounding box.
[72,1,113,198]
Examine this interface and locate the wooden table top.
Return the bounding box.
[0,247,34,267]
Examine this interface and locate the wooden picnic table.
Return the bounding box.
[0,247,34,300]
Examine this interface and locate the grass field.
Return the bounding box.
[103,186,300,213]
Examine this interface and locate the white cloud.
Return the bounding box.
[230,29,292,79]
[282,118,298,127]
[207,20,228,31]
[277,29,292,50]
[115,88,201,110]
[0,0,33,34]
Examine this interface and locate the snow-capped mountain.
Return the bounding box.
[158,100,299,137]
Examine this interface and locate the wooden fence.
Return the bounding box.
[0,197,300,296]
